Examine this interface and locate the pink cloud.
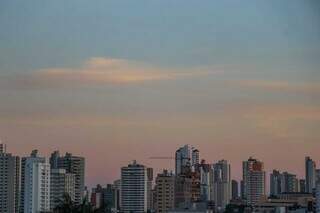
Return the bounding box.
[0,57,217,89]
[230,79,320,94]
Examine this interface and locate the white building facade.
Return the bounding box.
[121,161,148,213]
[24,159,50,213]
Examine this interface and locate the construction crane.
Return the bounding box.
[149,156,189,160]
[149,156,174,160]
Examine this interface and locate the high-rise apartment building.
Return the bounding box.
[20,150,46,213]
[270,170,281,197]
[147,168,154,211]
[243,157,265,206]
[0,143,6,153]
[49,151,60,170]
[0,143,20,213]
[240,180,245,200]
[113,179,121,211]
[121,161,149,213]
[155,170,175,213]
[174,174,192,208]
[270,170,301,197]
[192,149,200,167]
[174,145,202,209]
[198,161,212,201]
[280,172,299,193]
[91,184,104,209]
[24,158,51,213]
[231,180,239,200]
[213,160,231,212]
[175,145,191,175]
[299,179,306,193]
[90,184,118,210]
[316,182,320,213]
[175,145,199,175]
[50,151,85,205]
[316,169,320,183]
[305,156,316,193]
[50,169,75,210]
[102,184,116,211]
[190,171,201,202]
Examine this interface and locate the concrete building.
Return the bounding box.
[91,184,104,209]
[253,196,312,213]
[155,170,175,213]
[192,149,200,167]
[174,173,192,208]
[90,183,120,211]
[240,180,245,200]
[121,161,150,213]
[305,156,316,193]
[316,169,320,183]
[270,170,299,197]
[91,183,120,210]
[20,150,46,213]
[102,184,116,211]
[175,145,192,175]
[231,180,239,200]
[299,179,306,193]
[198,161,212,201]
[175,145,199,175]
[113,179,121,211]
[213,160,231,212]
[147,168,154,211]
[243,157,265,206]
[270,170,281,197]
[0,143,20,213]
[168,202,214,213]
[0,143,5,153]
[24,158,51,213]
[280,172,299,193]
[50,169,75,210]
[316,182,320,213]
[50,151,85,205]
[191,171,201,202]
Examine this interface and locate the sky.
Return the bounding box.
[0,0,320,188]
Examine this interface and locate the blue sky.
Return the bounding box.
[0,0,319,185]
[1,0,319,76]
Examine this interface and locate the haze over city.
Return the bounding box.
[1,0,320,189]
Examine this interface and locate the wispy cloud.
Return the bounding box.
[242,104,320,139]
[230,79,320,94]
[0,57,218,90]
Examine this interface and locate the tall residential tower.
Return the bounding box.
[305,156,316,193]
[24,158,51,213]
[50,151,85,205]
[243,157,265,206]
[213,160,231,212]
[121,161,150,213]
[20,150,46,213]
[155,170,175,213]
[0,143,20,213]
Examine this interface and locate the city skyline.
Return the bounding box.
[1,142,318,193]
[1,0,320,190]
[1,142,318,212]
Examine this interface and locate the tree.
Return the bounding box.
[53,193,109,213]
[53,193,76,213]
